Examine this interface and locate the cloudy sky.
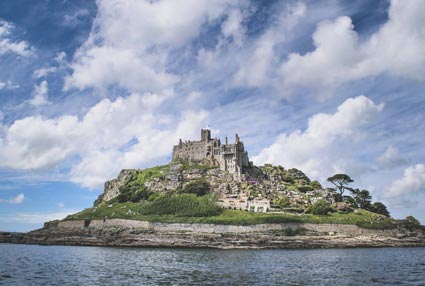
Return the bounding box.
[1,0,424,231]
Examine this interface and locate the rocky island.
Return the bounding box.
[1,129,425,249]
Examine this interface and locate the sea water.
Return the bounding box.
[0,244,424,285]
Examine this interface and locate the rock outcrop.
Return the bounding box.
[1,219,425,249]
[93,162,331,212]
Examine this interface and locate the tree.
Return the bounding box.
[405,216,420,226]
[306,200,334,215]
[352,189,372,209]
[369,202,390,217]
[342,196,357,208]
[310,180,323,190]
[327,174,354,196]
[284,168,311,184]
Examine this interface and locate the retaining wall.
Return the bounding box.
[54,219,398,237]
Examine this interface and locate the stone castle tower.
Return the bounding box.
[172,129,251,177]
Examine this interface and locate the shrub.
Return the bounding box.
[140,194,222,217]
[306,200,333,215]
[309,180,322,190]
[298,185,314,193]
[182,179,211,196]
[273,196,291,209]
[406,215,420,225]
[368,202,390,217]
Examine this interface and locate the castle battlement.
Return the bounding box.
[172,129,250,177]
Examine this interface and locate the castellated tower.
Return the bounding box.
[172,129,250,177]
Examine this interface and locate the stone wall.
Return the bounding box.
[55,219,400,237]
[57,220,86,229]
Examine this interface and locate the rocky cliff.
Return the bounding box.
[93,161,332,212]
[1,219,425,249]
[3,161,425,249]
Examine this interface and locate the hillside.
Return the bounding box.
[64,160,419,230]
[3,160,425,249]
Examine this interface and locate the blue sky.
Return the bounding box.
[1,0,425,232]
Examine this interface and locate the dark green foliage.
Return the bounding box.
[352,189,372,209]
[116,166,171,203]
[406,216,420,225]
[140,194,222,217]
[403,216,424,231]
[286,168,310,184]
[306,200,334,215]
[327,174,353,196]
[298,185,314,193]
[342,196,357,208]
[309,180,322,190]
[117,184,152,203]
[117,191,131,203]
[332,192,343,203]
[182,179,211,196]
[271,228,307,236]
[368,202,390,217]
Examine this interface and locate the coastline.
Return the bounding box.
[1,219,425,249]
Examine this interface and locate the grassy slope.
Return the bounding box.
[65,202,395,229]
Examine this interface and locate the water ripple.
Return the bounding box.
[0,244,424,286]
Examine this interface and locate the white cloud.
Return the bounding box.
[0,210,77,224]
[385,164,425,198]
[253,95,384,180]
[0,80,19,90]
[280,16,360,98]
[33,67,58,79]
[234,2,306,87]
[0,92,209,188]
[65,0,245,93]
[27,81,50,107]
[0,193,24,204]
[280,0,425,97]
[221,9,246,47]
[69,108,209,188]
[0,19,33,57]
[377,146,410,169]
[65,46,179,92]
[63,9,90,27]
[57,202,65,208]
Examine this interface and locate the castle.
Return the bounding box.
[172,129,251,178]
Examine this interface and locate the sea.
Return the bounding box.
[0,244,424,285]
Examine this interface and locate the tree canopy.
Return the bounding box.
[327,174,354,196]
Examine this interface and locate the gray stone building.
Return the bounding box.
[172,129,251,178]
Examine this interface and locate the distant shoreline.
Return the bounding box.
[1,219,425,249]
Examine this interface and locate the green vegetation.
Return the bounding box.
[140,194,221,217]
[87,163,398,231]
[368,202,390,217]
[273,196,291,209]
[73,194,222,219]
[182,179,211,196]
[66,202,396,229]
[325,173,390,217]
[327,173,353,198]
[116,165,170,203]
[177,159,218,171]
[306,200,333,215]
